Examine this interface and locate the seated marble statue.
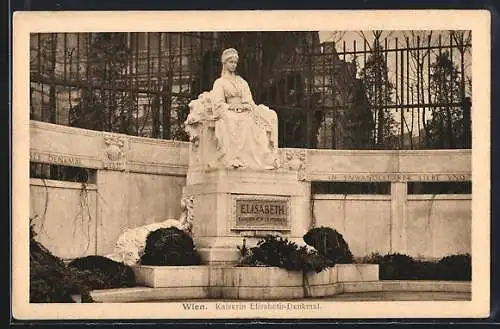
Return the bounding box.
[185,48,279,170]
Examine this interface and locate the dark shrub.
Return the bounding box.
[30,221,137,303]
[362,253,419,280]
[240,235,333,273]
[378,253,416,280]
[68,256,136,290]
[242,235,302,271]
[412,261,440,280]
[139,227,202,266]
[303,227,353,264]
[359,252,384,264]
[437,254,471,281]
[30,224,91,303]
[362,252,471,281]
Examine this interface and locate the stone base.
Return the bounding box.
[86,281,472,303]
[126,264,379,300]
[84,265,474,303]
[183,168,312,264]
[86,278,472,303]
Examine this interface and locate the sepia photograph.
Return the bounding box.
[12,10,491,320]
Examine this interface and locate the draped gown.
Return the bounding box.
[211,75,279,170]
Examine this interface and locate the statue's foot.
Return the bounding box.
[231,158,244,168]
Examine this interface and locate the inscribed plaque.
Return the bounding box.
[232,195,290,230]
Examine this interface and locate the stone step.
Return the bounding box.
[86,280,471,303]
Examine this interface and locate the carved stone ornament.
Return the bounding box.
[178,196,195,235]
[283,149,307,181]
[185,92,213,154]
[102,134,127,171]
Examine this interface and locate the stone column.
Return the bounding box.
[95,134,129,255]
[390,181,408,254]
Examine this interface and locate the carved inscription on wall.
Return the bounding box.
[325,173,471,182]
[231,195,290,231]
[30,151,82,167]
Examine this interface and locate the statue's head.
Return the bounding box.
[221,48,239,73]
[221,48,239,63]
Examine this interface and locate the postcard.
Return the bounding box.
[12,10,491,320]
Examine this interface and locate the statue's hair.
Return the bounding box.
[221,48,239,63]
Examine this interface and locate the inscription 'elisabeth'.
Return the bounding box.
[240,204,286,216]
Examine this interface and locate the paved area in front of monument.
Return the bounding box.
[137,291,470,303]
[323,291,471,301]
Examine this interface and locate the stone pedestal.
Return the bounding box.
[183,167,311,264]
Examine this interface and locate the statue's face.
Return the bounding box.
[225,56,238,73]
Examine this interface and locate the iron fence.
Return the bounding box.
[30,31,472,152]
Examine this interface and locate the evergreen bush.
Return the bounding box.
[139,227,202,266]
[29,223,91,303]
[68,255,136,290]
[377,253,416,280]
[30,222,138,303]
[362,252,472,281]
[239,235,334,273]
[437,254,471,281]
[302,226,353,264]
